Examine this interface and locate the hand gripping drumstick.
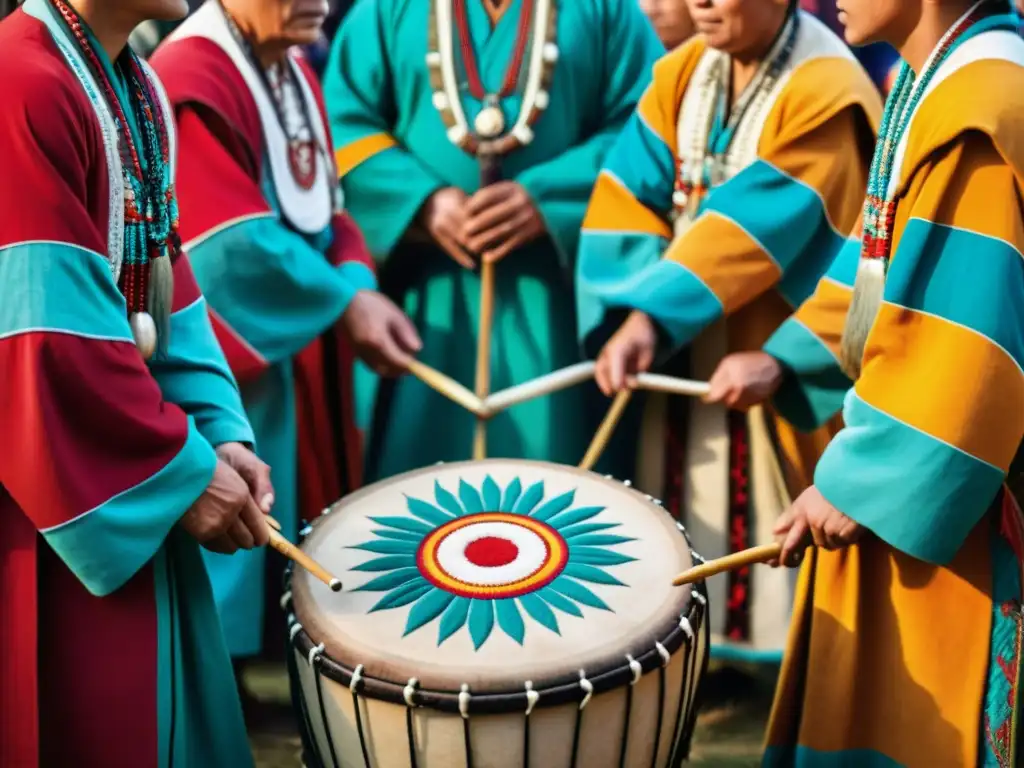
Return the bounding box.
[264,515,342,592]
[472,260,496,459]
[405,359,487,416]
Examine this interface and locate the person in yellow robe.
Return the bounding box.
[706,1,1024,764]
[575,0,880,662]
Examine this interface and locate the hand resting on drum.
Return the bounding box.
[704,350,783,410]
[180,460,270,555]
[595,310,658,395]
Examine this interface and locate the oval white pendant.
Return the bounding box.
[474,105,505,139]
[130,311,158,360]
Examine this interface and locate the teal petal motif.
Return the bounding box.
[568,534,636,547]
[369,515,433,535]
[536,587,584,617]
[500,478,522,511]
[405,496,456,527]
[570,548,636,567]
[369,582,433,612]
[354,567,422,592]
[434,480,465,518]
[349,539,420,555]
[468,599,495,649]
[405,589,456,636]
[530,489,576,522]
[370,528,423,543]
[350,554,417,572]
[546,505,604,530]
[495,598,525,645]
[519,593,560,634]
[459,480,484,515]
[558,522,620,539]
[550,576,611,611]
[482,475,501,511]
[438,596,472,645]
[513,481,544,515]
[564,563,626,586]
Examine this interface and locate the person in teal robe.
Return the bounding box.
[324,0,664,481]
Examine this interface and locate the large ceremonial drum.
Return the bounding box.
[285,459,709,768]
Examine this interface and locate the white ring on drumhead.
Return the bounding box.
[433,521,549,587]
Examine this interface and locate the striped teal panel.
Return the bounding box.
[601,109,676,214]
[188,215,376,365]
[0,241,132,341]
[763,745,905,767]
[884,218,1024,366]
[764,317,851,431]
[815,392,1005,565]
[149,296,255,449]
[42,420,217,596]
[702,160,847,307]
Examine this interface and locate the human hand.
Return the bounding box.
[461,181,546,263]
[342,290,423,376]
[216,442,274,514]
[181,460,269,554]
[705,351,783,410]
[595,310,658,396]
[771,486,864,568]
[419,186,474,268]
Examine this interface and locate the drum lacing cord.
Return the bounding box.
[280,590,293,611]
[459,684,475,768]
[568,671,593,768]
[349,664,373,768]
[403,679,420,768]
[289,622,304,642]
[619,656,642,766]
[522,682,540,768]
[306,643,341,768]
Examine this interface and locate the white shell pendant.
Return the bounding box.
[130,311,158,361]
[474,104,505,139]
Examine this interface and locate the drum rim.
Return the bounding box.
[284,504,710,716]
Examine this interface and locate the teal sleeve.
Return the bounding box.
[324,0,444,259]
[188,215,376,366]
[518,0,664,270]
[149,295,256,449]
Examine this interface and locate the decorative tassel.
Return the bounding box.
[148,253,174,359]
[839,256,886,379]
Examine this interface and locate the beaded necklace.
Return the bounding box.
[427,0,559,163]
[673,9,799,226]
[841,0,1015,375]
[49,0,177,360]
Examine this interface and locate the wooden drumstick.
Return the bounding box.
[484,361,597,415]
[671,543,783,586]
[265,515,282,532]
[267,527,343,592]
[634,373,711,399]
[472,260,496,459]
[579,389,634,472]
[406,359,485,416]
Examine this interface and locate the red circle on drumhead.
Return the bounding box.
[463,536,519,568]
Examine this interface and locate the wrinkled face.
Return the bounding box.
[835,0,918,46]
[683,0,789,55]
[248,0,330,46]
[639,0,696,49]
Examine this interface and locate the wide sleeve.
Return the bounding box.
[761,234,858,431]
[577,55,879,358]
[0,73,216,597]
[147,254,256,448]
[515,0,664,269]
[324,0,445,260]
[813,133,1024,565]
[176,106,376,382]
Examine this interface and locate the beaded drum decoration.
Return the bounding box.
[285,459,709,768]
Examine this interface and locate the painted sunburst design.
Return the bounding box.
[348,475,636,649]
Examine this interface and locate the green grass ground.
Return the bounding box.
[245,663,771,767]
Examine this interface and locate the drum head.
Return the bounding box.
[292,460,695,694]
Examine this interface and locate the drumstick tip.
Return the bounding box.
[329,578,343,592]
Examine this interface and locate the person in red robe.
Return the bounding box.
[0,0,275,764]
[149,0,422,682]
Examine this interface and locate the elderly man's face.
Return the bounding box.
[639,0,696,49]
[250,0,330,46]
